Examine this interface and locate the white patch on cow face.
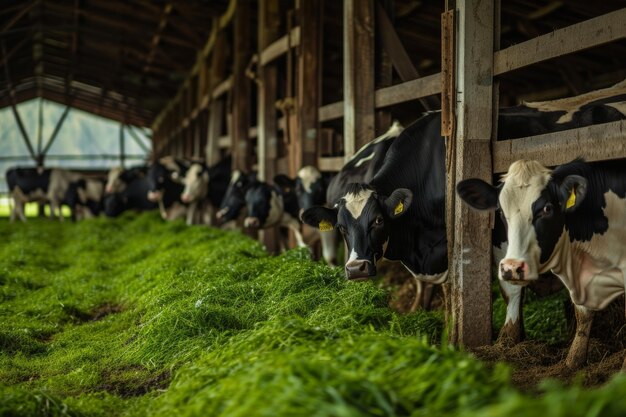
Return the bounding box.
[265,190,284,226]
[297,166,321,193]
[499,160,552,279]
[524,80,626,123]
[106,167,125,193]
[182,164,208,202]
[347,248,359,263]
[344,189,374,219]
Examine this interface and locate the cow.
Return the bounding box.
[5,167,50,222]
[457,158,626,369]
[181,155,232,226]
[64,178,105,221]
[243,179,306,249]
[47,169,85,221]
[104,167,157,217]
[146,156,190,221]
[105,165,148,194]
[215,170,257,227]
[301,79,626,342]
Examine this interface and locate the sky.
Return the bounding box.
[0,99,152,192]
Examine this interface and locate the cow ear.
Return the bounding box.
[300,206,337,231]
[383,188,412,218]
[274,174,296,190]
[559,175,587,212]
[456,179,499,211]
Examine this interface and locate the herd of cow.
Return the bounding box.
[5,80,626,371]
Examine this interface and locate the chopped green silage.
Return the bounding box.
[0,213,624,417]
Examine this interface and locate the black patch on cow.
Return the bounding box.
[531,187,566,264]
[219,171,256,223]
[245,182,275,226]
[550,159,626,242]
[207,156,232,207]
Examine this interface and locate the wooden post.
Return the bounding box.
[296,0,321,168]
[258,0,281,253]
[343,0,375,160]
[446,0,494,347]
[232,3,252,171]
[119,123,126,168]
[207,99,225,165]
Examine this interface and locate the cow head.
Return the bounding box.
[146,162,169,202]
[301,183,412,280]
[274,166,327,216]
[105,167,125,194]
[456,160,587,284]
[216,170,255,224]
[181,163,209,203]
[243,182,283,229]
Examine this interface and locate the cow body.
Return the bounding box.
[458,158,626,369]
[181,156,231,225]
[6,167,50,222]
[243,180,306,249]
[146,157,190,221]
[104,167,157,217]
[64,178,105,221]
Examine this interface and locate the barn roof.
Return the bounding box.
[0,0,231,127]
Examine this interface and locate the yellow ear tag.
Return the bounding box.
[318,220,334,232]
[394,201,404,216]
[566,190,576,209]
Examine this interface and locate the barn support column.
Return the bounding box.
[343,0,375,159]
[119,123,126,168]
[231,2,252,171]
[295,0,321,169]
[258,0,281,253]
[446,0,494,347]
[206,28,229,165]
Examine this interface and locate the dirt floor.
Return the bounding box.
[379,260,626,390]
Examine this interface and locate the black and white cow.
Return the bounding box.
[146,156,190,221]
[104,167,157,217]
[302,114,447,283]
[215,170,257,227]
[6,167,51,222]
[64,178,105,221]
[243,180,306,249]
[180,156,232,225]
[457,158,626,369]
[302,79,626,340]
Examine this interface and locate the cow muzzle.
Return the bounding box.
[499,259,531,284]
[147,190,162,202]
[244,217,260,228]
[345,259,376,280]
[181,193,191,203]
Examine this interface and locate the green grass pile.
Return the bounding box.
[0,213,624,416]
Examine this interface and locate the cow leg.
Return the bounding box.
[496,280,525,347]
[565,304,594,369]
[283,217,307,248]
[320,230,338,266]
[186,203,196,225]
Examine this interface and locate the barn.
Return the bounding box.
[1,1,626,415]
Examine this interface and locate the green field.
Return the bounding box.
[1,213,625,417]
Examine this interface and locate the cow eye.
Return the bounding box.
[374,216,384,226]
[542,203,553,217]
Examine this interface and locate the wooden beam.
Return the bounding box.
[258,0,281,253]
[446,0,494,348]
[1,1,37,33]
[259,26,301,66]
[494,121,626,173]
[319,101,344,122]
[207,99,224,165]
[375,0,438,110]
[125,124,151,154]
[232,1,252,171]
[343,0,375,160]
[494,8,626,76]
[296,0,322,168]
[375,73,441,108]
[41,103,71,156]
[317,156,344,172]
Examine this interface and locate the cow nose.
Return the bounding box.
[244,217,260,228]
[345,259,376,280]
[181,194,190,203]
[105,186,112,194]
[500,259,527,282]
